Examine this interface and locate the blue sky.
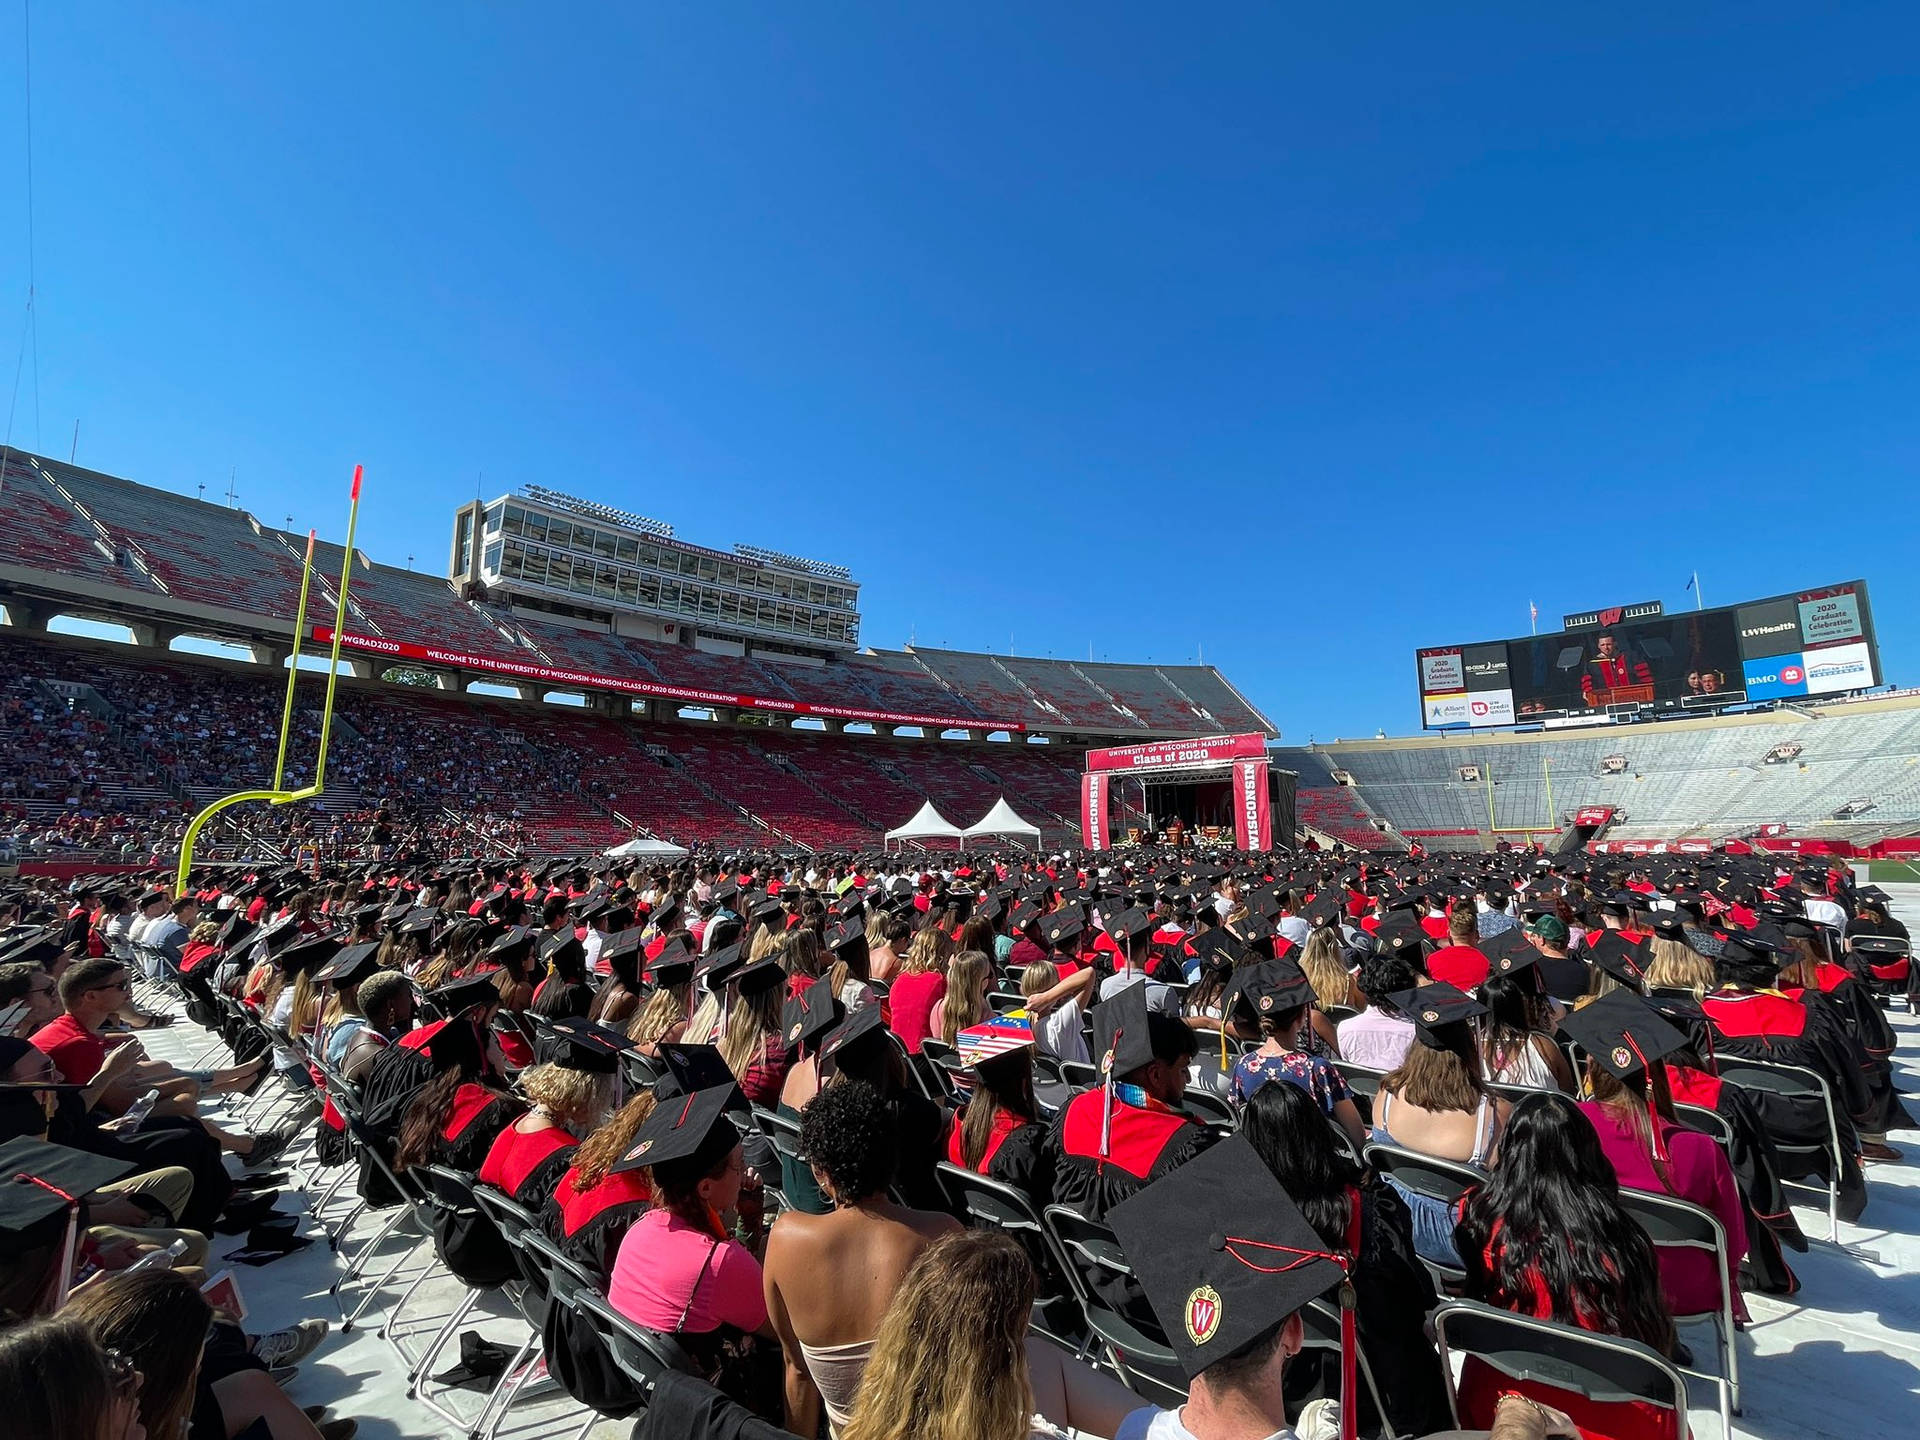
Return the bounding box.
[2,4,1915,741]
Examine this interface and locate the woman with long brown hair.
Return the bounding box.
[543,1087,660,1280]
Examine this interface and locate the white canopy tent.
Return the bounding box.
[961,797,1042,848]
[602,835,692,860]
[885,800,966,852]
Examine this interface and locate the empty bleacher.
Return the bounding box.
[0,454,127,586]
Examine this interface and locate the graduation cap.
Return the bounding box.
[820,1004,888,1070]
[695,943,748,993]
[611,1084,742,1178]
[656,1042,739,1097]
[952,1015,1035,1072]
[540,932,586,973]
[748,896,784,923]
[645,946,697,990]
[733,957,786,998]
[313,941,383,986]
[1091,982,1156,1084]
[275,934,341,978]
[649,900,682,932]
[537,1016,635,1073]
[823,921,868,966]
[1303,896,1343,929]
[1718,930,1786,975]
[215,913,256,949]
[1007,900,1041,931]
[1222,961,1314,1025]
[1587,931,1649,988]
[486,926,536,965]
[1105,907,1153,945]
[1109,1135,1353,1389]
[431,973,504,1016]
[1189,928,1242,974]
[134,888,169,908]
[0,934,60,970]
[600,927,646,986]
[1647,911,1690,942]
[782,983,844,1052]
[1386,983,1484,1050]
[711,880,741,906]
[0,1137,137,1262]
[1559,990,1690,1165]
[397,907,437,937]
[1042,911,1083,950]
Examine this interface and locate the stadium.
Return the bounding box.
[6,14,1920,1440]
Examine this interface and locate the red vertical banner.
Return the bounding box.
[1233,760,1271,851]
[1081,772,1109,850]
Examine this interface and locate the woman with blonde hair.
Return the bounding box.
[930,950,992,1050]
[840,1230,1136,1440]
[1295,925,1355,1055]
[479,1043,620,1209]
[1645,938,1716,998]
[721,965,793,1106]
[889,924,953,1055]
[543,1087,660,1279]
[628,966,692,1058]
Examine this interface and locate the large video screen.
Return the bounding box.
[1415,580,1879,730]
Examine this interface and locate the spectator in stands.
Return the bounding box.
[1454,1093,1679,1430]
[1239,1078,1452,1436]
[1372,986,1507,1267]
[607,1085,778,1418]
[1335,948,1418,1072]
[1476,882,1520,940]
[763,1079,962,1437]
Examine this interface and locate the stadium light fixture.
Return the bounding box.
[518,483,674,538]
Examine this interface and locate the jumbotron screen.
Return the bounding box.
[1415,580,1879,730]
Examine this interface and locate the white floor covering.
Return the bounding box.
[139,884,1920,1440]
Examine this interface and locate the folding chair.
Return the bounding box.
[573,1288,703,1399]
[988,989,1027,1014]
[936,1162,1082,1346]
[1059,1059,1099,1090]
[1433,1299,1689,1440]
[1361,1141,1485,1286]
[1673,1102,1735,1155]
[1299,1297,1399,1440]
[1043,1204,1188,1406]
[1332,1059,1389,1103]
[1619,1187,1739,1436]
[1715,1057,1851,1244]
[464,1186,559,1440]
[398,1166,521,1433]
[523,1229,630,1437]
[1181,1086,1236,1129]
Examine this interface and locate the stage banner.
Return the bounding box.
[1232,759,1271,852]
[1081,772,1109,849]
[1085,732,1267,774]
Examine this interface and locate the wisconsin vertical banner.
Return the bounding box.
[1232,759,1271,852]
[1081,772,1109,849]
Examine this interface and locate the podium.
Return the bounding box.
[1593,684,1654,706]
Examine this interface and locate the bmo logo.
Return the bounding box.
[1781,664,1804,685]
[1743,653,1809,700]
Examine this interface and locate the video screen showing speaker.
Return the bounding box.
[1415,580,1878,731]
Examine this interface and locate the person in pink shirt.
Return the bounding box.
[885,925,951,1055]
[607,1084,781,1417]
[1563,992,1749,1322]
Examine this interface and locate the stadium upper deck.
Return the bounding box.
[0,449,1274,742]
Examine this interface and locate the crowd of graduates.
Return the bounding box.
[0,838,1911,1440]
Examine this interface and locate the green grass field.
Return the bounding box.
[1864,860,1920,884]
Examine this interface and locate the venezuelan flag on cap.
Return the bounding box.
[955,1014,1036,1069]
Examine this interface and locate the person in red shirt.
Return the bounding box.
[1425,906,1491,990]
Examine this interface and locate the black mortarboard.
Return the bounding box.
[1387,983,1485,1048]
[819,1004,888,1068]
[1303,896,1342,929]
[431,973,504,1015]
[1105,907,1153,944]
[486,926,536,965]
[216,913,255,948]
[656,1042,738,1097]
[696,943,748,992]
[1374,917,1427,961]
[0,1137,136,1252]
[611,1085,742,1177]
[1042,911,1083,949]
[711,880,740,905]
[0,934,60,969]
[1091,983,1156,1079]
[1007,900,1041,931]
[1188,928,1241,973]
[1718,931,1786,969]
[1648,911,1689,941]
[1110,1134,1349,1381]
[538,1017,635,1074]
[1480,929,1541,981]
[1587,931,1649,987]
[782,983,844,1052]
[540,932,586,972]
[601,926,645,986]
[1559,990,1686,1082]
[749,896,784,923]
[645,946,697,988]
[313,941,383,986]
[1221,961,1314,1024]
[397,907,437,936]
[275,934,340,978]
[649,900,682,932]
[733,957,786,997]
[823,921,868,965]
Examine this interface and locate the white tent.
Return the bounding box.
[602,835,691,860]
[885,799,966,851]
[961,797,1042,847]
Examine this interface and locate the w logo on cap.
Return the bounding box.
[1185,1285,1222,1345]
